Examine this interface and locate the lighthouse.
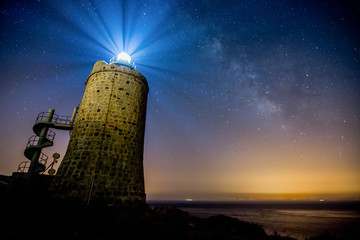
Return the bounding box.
[50,53,149,204]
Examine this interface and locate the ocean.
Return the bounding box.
[148,201,360,240]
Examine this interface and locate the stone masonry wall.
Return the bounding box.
[50,61,149,204]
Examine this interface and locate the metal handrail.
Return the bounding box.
[35,112,76,125]
[26,135,38,148]
[17,152,48,173]
[26,130,56,148]
[39,152,48,166]
[17,161,29,172]
[47,129,56,140]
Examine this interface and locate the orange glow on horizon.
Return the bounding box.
[144,133,360,201]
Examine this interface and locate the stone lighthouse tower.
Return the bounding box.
[50,53,148,204]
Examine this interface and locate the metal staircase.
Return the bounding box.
[18,108,77,174]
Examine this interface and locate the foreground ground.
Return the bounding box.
[1,192,346,240]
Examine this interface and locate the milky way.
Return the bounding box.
[0,0,359,200]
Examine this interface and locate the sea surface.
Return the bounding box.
[148,200,360,240]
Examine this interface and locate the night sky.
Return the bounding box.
[1,0,359,200]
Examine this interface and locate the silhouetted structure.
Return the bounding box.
[9,109,75,196]
[18,109,74,174]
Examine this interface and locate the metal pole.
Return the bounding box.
[70,107,78,124]
[87,173,96,205]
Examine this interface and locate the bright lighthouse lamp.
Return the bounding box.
[117,52,131,63]
[110,51,136,69]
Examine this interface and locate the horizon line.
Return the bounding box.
[146,192,360,201]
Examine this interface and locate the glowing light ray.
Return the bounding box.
[131,31,171,56]
[96,16,118,54]
[131,14,176,55]
[43,1,113,56]
[86,0,125,54]
[84,0,119,54]
[136,45,201,75]
[136,64,174,73]
[108,1,178,57]
[123,3,141,53]
[121,0,129,51]
[145,82,210,155]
